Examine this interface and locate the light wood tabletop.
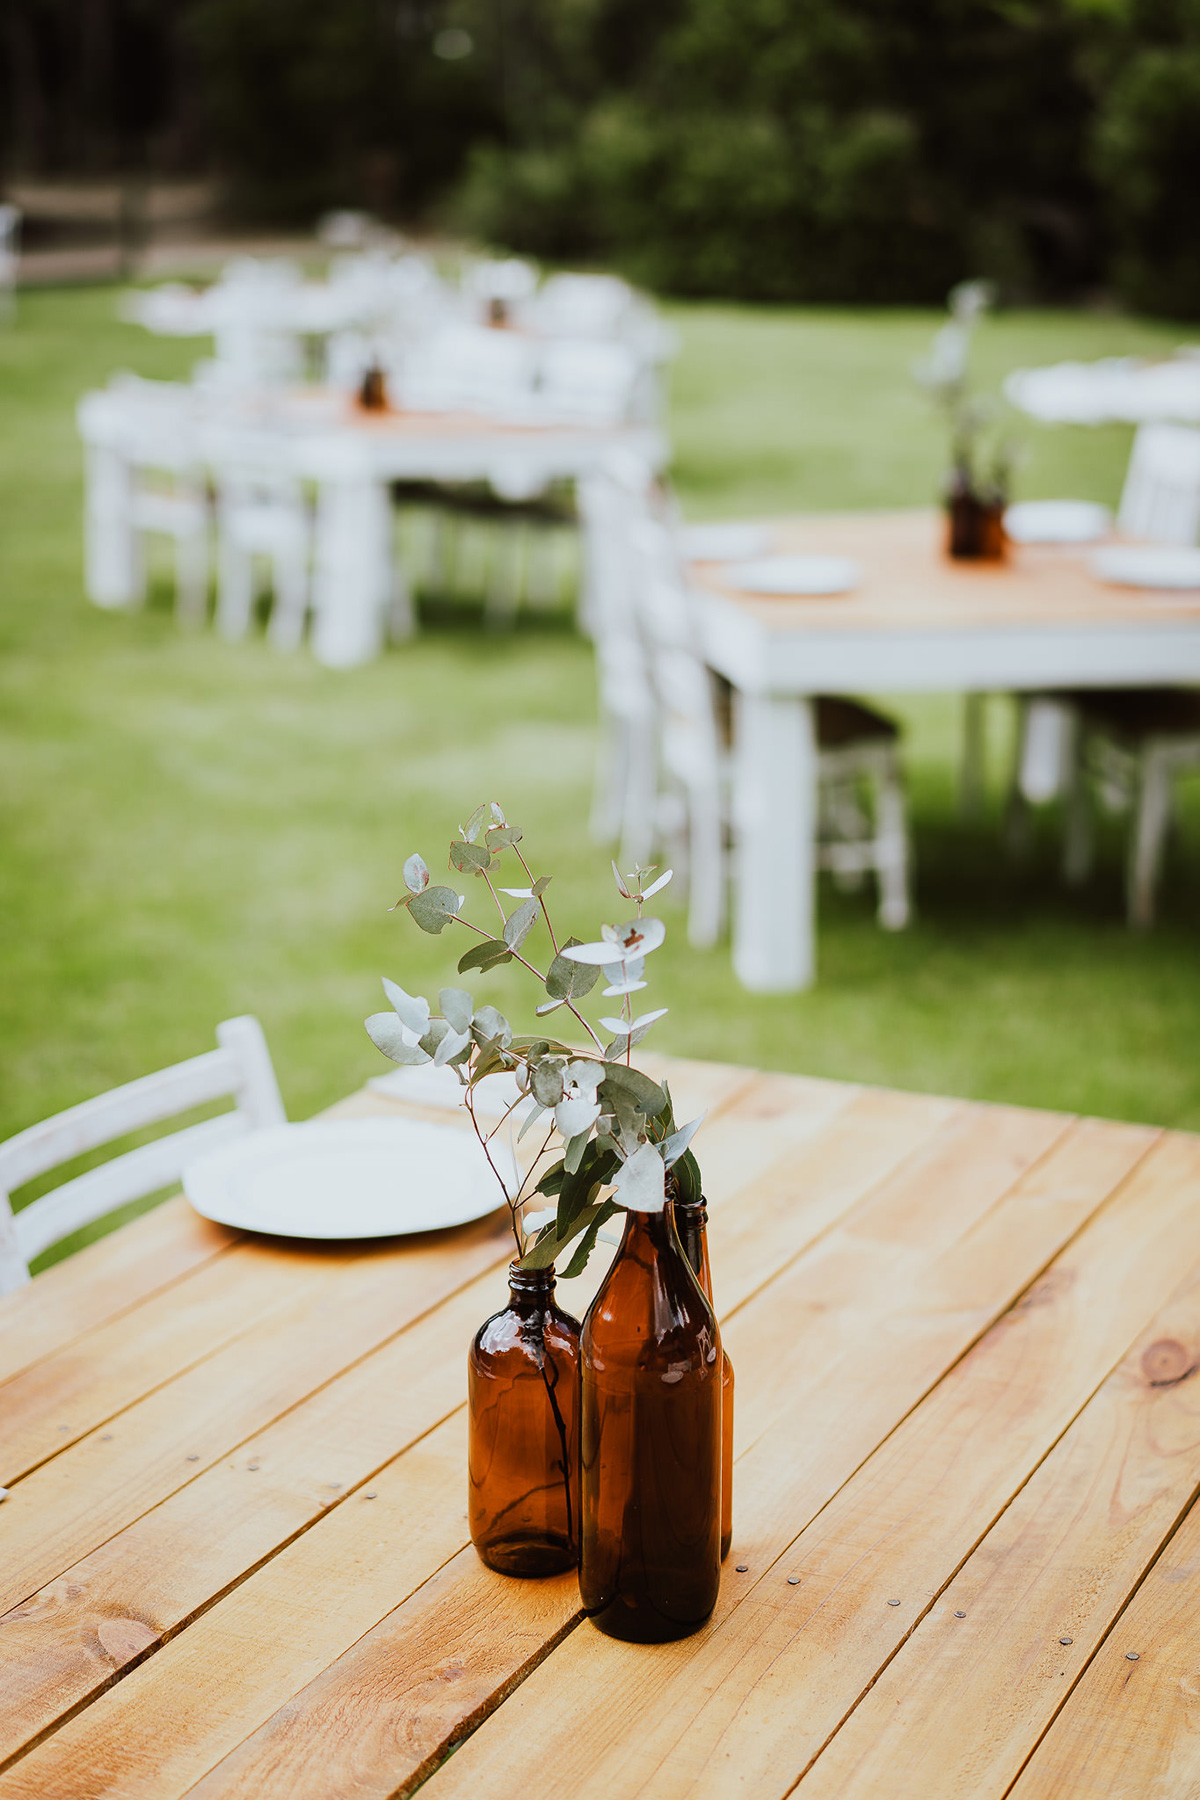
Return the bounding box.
[2,1054,1200,1799]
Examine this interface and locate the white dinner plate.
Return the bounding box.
[1004,500,1112,545]
[1090,545,1200,591]
[183,1118,516,1240]
[679,522,771,562]
[722,554,861,596]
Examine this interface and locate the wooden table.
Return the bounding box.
[691,508,1200,992]
[4,1054,1200,1799]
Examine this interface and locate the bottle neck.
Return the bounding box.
[671,1196,713,1301]
[507,1261,556,1313]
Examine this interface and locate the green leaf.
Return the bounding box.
[472,1004,512,1048]
[510,1035,577,1058]
[563,1129,590,1176]
[534,1158,566,1197]
[402,853,429,894]
[457,937,512,974]
[485,823,523,849]
[449,839,492,876]
[517,1102,547,1142]
[560,1201,621,1279]
[599,1061,667,1116]
[518,1198,615,1272]
[382,978,430,1035]
[531,1060,566,1107]
[556,1142,620,1236]
[364,1012,430,1065]
[407,886,462,935]
[461,802,492,844]
[532,875,551,897]
[470,1045,512,1084]
[672,1146,703,1206]
[503,898,539,952]
[439,987,474,1034]
[545,937,600,1002]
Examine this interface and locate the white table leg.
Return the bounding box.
[960,692,987,818]
[730,689,817,992]
[311,474,389,669]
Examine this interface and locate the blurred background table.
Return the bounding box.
[3,1053,1200,1799]
[691,509,1200,990]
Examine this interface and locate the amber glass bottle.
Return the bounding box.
[468,1263,580,1576]
[673,1192,734,1561]
[580,1202,722,1642]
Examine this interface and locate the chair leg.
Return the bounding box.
[484,520,525,630]
[1127,750,1172,929]
[590,711,628,845]
[216,534,255,641]
[686,784,725,948]
[873,757,912,930]
[618,716,658,871]
[267,543,309,652]
[960,692,986,820]
[1062,756,1094,888]
[175,525,209,629]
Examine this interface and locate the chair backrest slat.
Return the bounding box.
[15,1111,249,1263]
[0,1016,284,1293]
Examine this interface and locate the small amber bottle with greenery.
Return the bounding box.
[468,1262,580,1576]
[671,1160,734,1561]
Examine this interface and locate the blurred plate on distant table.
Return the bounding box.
[184,1119,514,1240]
[1090,545,1200,591]
[680,523,771,562]
[368,1063,525,1120]
[1004,500,1112,544]
[722,554,861,596]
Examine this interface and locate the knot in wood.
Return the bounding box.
[96,1617,157,1666]
[1141,1339,1197,1387]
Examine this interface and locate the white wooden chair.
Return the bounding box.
[1008,423,1200,922]
[0,1016,285,1295]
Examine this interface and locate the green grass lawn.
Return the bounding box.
[2,285,1198,1263]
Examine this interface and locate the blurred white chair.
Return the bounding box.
[206,425,312,648]
[577,465,660,867]
[401,325,537,418]
[0,203,21,321]
[525,273,633,339]
[0,1017,285,1294]
[537,339,639,428]
[1009,423,1200,923]
[78,375,209,623]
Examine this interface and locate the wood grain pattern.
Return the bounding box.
[98,1111,1105,1800]
[414,1120,1165,1800]
[0,1198,234,1385]
[792,1251,1200,1800]
[1008,1454,1200,1798]
[3,1060,1197,1800]
[0,1213,510,1616]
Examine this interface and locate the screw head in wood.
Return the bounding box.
[735,1564,749,1573]
[1060,1637,1073,1645]
[248,1464,259,1471]
[186,1454,199,1462]
[954,1610,966,1618]
[101,1435,113,1442]
[787,1576,800,1585]
[1126,1651,1140,1661]
[888,1599,901,1606]
[365,1492,377,1499]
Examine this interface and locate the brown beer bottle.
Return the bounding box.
[672,1190,734,1561]
[579,1200,722,1641]
[468,1262,580,1576]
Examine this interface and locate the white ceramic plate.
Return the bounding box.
[183,1118,515,1240]
[1090,545,1200,591]
[679,522,770,562]
[1004,500,1112,544]
[722,554,861,596]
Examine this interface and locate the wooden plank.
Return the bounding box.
[393,1121,1172,1800]
[1007,1453,1200,1798]
[5,1105,1102,1800]
[0,1082,949,1765]
[0,1198,235,1386]
[791,1168,1200,1799]
[0,1213,511,1616]
[0,1242,333,1483]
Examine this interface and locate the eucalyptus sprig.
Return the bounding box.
[364,802,702,1276]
